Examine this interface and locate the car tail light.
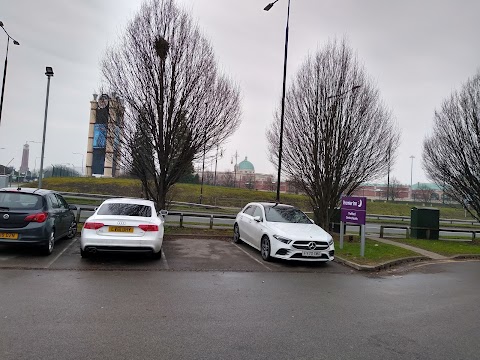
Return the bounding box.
[24,212,48,223]
[138,224,159,232]
[84,222,104,230]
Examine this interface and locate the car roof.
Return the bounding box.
[100,197,155,206]
[248,202,294,208]
[0,187,55,196]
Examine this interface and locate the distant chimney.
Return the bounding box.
[93,93,98,101]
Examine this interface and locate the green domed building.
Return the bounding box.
[237,157,255,174]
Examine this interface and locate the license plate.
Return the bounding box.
[302,250,323,257]
[0,232,19,239]
[108,226,134,233]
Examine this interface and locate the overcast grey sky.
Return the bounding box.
[1,0,479,185]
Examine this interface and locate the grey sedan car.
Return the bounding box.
[0,187,77,255]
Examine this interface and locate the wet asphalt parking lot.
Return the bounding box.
[0,235,352,273]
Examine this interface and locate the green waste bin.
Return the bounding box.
[411,207,439,239]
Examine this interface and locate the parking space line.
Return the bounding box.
[232,243,272,271]
[161,248,169,269]
[45,238,77,269]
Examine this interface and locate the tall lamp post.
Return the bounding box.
[410,155,415,199]
[264,0,291,203]
[73,152,84,175]
[0,21,20,128]
[38,67,54,188]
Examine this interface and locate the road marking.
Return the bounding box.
[232,243,272,271]
[45,238,77,269]
[161,248,169,270]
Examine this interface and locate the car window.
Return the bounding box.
[0,192,43,210]
[253,206,263,220]
[48,194,61,209]
[243,205,255,216]
[97,203,152,217]
[264,205,311,224]
[55,194,68,209]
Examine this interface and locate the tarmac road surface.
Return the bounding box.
[0,255,479,359]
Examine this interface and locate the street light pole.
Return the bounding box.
[264,0,291,203]
[0,22,20,128]
[410,155,415,198]
[39,67,54,188]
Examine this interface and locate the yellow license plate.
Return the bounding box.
[0,232,19,239]
[108,226,134,233]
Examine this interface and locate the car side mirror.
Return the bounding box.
[159,210,168,217]
[253,215,262,222]
[69,205,77,211]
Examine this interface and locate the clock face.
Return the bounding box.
[98,94,109,109]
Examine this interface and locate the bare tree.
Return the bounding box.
[424,71,480,220]
[413,184,435,204]
[387,177,402,201]
[267,39,399,229]
[222,171,236,188]
[101,0,241,209]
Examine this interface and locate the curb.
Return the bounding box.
[449,254,480,260]
[334,255,430,272]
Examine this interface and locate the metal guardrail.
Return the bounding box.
[380,225,479,240]
[380,225,410,238]
[73,206,236,230]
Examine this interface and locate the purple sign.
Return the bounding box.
[341,196,367,225]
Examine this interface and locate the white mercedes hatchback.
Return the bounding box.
[233,202,334,262]
[80,198,166,259]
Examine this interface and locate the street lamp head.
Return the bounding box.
[13,40,19,45]
[0,21,3,27]
[45,66,54,77]
[264,0,278,11]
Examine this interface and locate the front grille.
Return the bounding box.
[292,240,329,250]
[290,253,330,259]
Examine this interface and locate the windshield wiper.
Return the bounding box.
[0,206,10,210]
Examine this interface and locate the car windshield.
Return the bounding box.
[0,192,43,210]
[97,203,152,217]
[264,205,311,224]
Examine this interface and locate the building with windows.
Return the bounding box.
[199,156,289,192]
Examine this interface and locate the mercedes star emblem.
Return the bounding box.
[3,214,9,220]
[308,242,316,250]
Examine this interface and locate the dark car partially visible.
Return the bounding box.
[0,187,77,255]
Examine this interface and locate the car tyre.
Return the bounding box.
[66,220,77,239]
[233,224,242,244]
[80,248,89,258]
[261,236,271,262]
[152,248,162,260]
[41,230,55,256]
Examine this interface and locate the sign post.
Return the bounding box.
[340,196,367,256]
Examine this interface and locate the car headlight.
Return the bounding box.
[273,235,292,244]
[328,238,334,246]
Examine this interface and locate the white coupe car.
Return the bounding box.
[80,198,167,259]
[233,202,334,262]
